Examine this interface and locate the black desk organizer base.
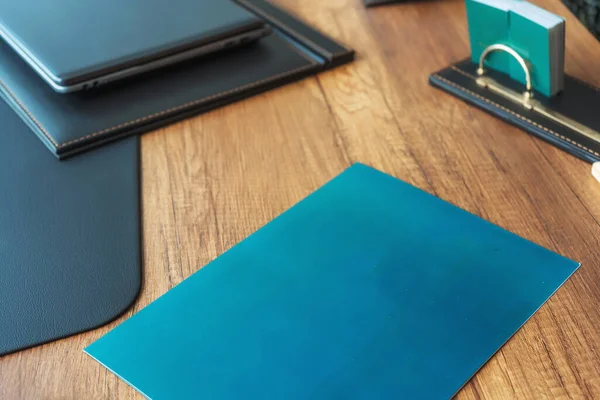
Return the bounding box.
[430,59,600,164]
[0,0,354,159]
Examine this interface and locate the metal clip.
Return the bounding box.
[474,44,600,145]
[475,44,533,109]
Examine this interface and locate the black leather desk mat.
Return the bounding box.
[0,0,353,159]
[430,59,600,163]
[0,101,141,356]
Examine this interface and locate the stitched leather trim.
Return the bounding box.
[432,73,600,158]
[0,79,59,148]
[58,63,317,149]
[449,65,478,80]
[448,65,600,158]
[0,61,317,151]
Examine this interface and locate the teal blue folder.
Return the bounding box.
[86,163,579,400]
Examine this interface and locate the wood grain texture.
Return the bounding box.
[2,0,600,398]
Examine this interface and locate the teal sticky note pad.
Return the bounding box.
[86,163,579,400]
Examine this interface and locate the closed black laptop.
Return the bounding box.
[0,0,270,92]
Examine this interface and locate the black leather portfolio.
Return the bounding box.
[430,59,600,164]
[0,0,353,159]
[0,101,141,356]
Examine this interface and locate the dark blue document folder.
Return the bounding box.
[86,163,579,399]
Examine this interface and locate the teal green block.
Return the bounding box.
[509,5,562,96]
[85,163,579,400]
[466,0,563,96]
[466,0,512,74]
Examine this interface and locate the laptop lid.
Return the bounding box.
[0,0,264,85]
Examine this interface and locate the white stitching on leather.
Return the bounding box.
[432,72,600,158]
[0,62,317,150]
[59,64,317,149]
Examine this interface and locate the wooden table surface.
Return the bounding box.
[2,0,600,398]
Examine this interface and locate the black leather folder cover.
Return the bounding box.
[0,0,353,159]
[0,100,141,356]
[430,59,600,164]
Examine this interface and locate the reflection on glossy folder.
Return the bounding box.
[86,163,579,400]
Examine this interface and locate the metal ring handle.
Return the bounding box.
[476,44,533,100]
